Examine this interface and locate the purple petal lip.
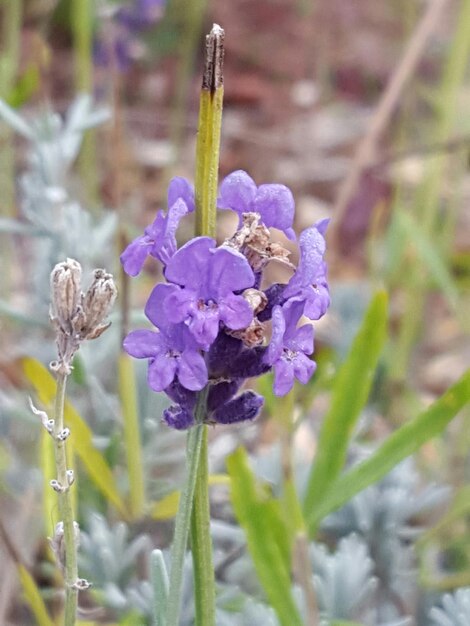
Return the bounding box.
[218,170,296,240]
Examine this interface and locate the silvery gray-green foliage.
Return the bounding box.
[311,533,378,622]
[0,96,116,309]
[78,512,151,614]
[321,457,450,618]
[429,588,470,626]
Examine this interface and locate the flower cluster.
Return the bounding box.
[94,0,165,71]
[122,170,329,429]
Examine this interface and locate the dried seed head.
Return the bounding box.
[228,318,266,347]
[227,212,294,272]
[82,269,117,340]
[242,288,267,315]
[50,258,82,332]
[49,260,117,373]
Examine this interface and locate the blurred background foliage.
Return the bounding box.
[0,0,470,624]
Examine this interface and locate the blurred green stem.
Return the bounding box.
[71,0,99,206]
[53,372,78,626]
[392,0,470,380]
[119,354,145,519]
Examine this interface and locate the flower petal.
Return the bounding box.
[178,350,208,390]
[288,323,314,355]
[164,236,215,290]
[218,293,253,331]
[273,358,295,396]
[145,283,180,329]
[167,176,195,213]
[293,352,316,385]
[208,246,254,297]
[187,306,220,349]
[120,235,153,276]
[162,286,196,324]
[254,183,295,239]
[147,355,177,391]
[264,305,286,365]
[218,170,257,215]
[123,329,164,358]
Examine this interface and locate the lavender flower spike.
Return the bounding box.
[218,170,296,240]
[120,177,195,276]
[264,303,316,396]
[283,218,330,320]
[154,237,255,349]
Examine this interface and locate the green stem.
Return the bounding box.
[71,0,99,207]
[53,372,78,626]
[165,391,208,626]
[190,427,215,625]
[165,25,224,626]
[189,25,224,626]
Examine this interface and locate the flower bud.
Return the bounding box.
[212,390,263,424]
[50,258,82,331]
[82,269,117,339]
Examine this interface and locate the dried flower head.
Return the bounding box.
[50,259,117,373]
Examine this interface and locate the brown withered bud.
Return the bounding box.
[242,288,267,315]
[226,212,294,272]
[50,258,82,333]
[81,269,117,340]
[228,318,266,347]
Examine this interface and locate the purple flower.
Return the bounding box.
[151,237,255,349]
[283,219,330,320]
[123,284,207,391]
[117,0,165,32]
[264,303,316,396]
[163,404,194,430]
[218,170,296,240]
[120,178,194,276]
[212,391,264,425]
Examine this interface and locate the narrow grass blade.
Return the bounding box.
[18,564,54,626]
[23,357,127,517]
[303,291,388,527]
[396,211,459,311]
[306,369,470,533]
[119,354,145,519]
[227,447,303,626]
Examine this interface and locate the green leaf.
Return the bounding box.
[303,291,388,529]
[18,564,54,626]
[307,369,470,533]
[23,357,127,517]
[227,447,303,626]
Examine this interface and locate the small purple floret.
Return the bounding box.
[160,237,255,349]
[283,219,330,319]
[212,391,264,425]
[218,170,296,240]
[264,303,316,396]
[163,404,195,430]
[123,327,207,392]
[120,178,194,276]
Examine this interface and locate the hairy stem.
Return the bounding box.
[53,372,78,626]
